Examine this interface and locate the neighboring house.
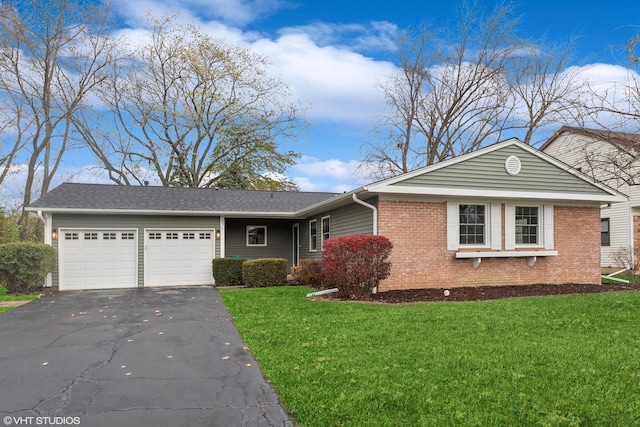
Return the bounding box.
[28,138,624,292]
[541,126,640,270]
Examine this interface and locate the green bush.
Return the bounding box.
[212,257,247,286]
[0,242,56,294]
[291,258,323,288]
[243,258,287,288]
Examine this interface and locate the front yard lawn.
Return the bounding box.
[221,286,640,426]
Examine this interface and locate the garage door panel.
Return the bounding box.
[145,229,215,287]
[59,229,138,291]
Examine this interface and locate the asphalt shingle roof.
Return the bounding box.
[28,183,340,214]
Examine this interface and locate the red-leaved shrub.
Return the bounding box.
[321,234,393,299]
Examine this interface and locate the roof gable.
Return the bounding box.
[366,138,623,202]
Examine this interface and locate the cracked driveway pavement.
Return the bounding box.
[0,287,295,426]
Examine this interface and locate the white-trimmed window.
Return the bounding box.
[247,226,267,246]
[447,202,501,251]
[505,204,554,250]
[309,220,318,252]
[515,206,539,245]
[459,204,486,246]
[321,216,330,249]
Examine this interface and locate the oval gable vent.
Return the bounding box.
[505,155,521,176]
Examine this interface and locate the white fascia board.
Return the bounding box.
[371,185,627,203]
[24,207,299,218]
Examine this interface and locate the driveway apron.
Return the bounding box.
[0,287,295,427]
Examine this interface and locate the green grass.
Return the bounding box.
[221,286,640,427]
[0,285,39,301]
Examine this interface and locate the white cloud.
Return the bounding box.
[251,33,395,124]
[112,0,285,27]
[278,20,398,53]
[290,156,373,192]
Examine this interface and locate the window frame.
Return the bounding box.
[321,215,331,250]
[246,225,267,247]
[514,205,541,247]
[601,218,611,246]
[309,219,318,252]
[458,204,488,248]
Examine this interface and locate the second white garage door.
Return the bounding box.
[145,229,215,287]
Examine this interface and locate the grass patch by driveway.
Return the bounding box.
[0,285,39,313]
[0,285,39,301]
[221,286,640,427]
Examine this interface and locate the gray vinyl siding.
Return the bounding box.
[51,214,221,287]
[392,145,607,196]
[224,219,295,269]
[299,198,377,261]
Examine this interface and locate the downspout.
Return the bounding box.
[36,211,53,288]
[219,216,225,258]
[352,194,378,235]
[36,210,51,245]
[352,193,380,294]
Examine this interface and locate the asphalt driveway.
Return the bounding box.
[0,287,294,427]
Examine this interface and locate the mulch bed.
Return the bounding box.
[345,283,639,303]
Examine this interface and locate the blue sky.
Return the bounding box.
[13,0,640,197]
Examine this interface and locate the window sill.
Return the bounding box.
[455,250,558,268]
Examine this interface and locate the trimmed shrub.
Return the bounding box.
[243,258,287,288]
[0,242,56,294]
[321,234,393,299]
[212,257,247,286]
[291,258,323,288]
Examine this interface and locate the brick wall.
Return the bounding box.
[377,199,601,291]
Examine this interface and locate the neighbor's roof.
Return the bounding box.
[540,126,640,151]
[27,183,340,216]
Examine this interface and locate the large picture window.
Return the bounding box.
[459,204,485,245]
[246,226,267,246]
[515,206,539,245]
[309,220,317,252]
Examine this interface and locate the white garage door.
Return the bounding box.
[145,229,215,287]
[58,229,138,291]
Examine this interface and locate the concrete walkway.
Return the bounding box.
[0,287,295,426]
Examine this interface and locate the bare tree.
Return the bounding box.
[364,1,583,178]
[508,40,589,145]
[0,0,117,239]
[91,15,301,189]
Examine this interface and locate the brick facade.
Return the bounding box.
[377,199,601,291]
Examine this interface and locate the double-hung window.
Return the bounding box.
[321,216,330,249]
[601,218,610,246]
[459,204,486,246]
[309,220,317,252]
[515,206,539,245]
